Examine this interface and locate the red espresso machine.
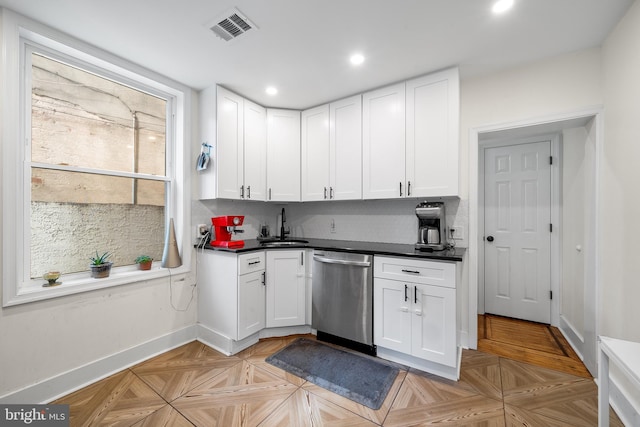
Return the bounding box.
[211,215,245,248]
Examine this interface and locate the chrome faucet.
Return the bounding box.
[280,207,289,240]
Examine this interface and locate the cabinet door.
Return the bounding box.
[244,100,267,201]
[406,68,459,197]
[374,278,412,353]
[330,95,362,200]
[216,86,244,199]
[301,105,330,201]
[362,82,405,200]
[411,284,457,367]
[238,270,266,340]
[266,250,306,327]
[267,109,301,201]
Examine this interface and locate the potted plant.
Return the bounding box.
[135,255,153,271]
[90,251,112,278]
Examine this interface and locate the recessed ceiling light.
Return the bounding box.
[492,0,514,14]
[350,53,365,66]
[265,86,278,95]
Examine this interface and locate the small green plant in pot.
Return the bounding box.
[90,251,113,278]
[135,255,153,271]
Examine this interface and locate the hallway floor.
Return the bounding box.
[53,334,623,426]
[478,314,592,378]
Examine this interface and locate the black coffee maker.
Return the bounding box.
[415,202,446,251]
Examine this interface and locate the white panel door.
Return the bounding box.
[374,278,412,353]
[484,141,552,323]
[243,100,266,201]
[238,270,265,340]
[411,284,457,367]
[330,95,362,200]
[301,104,330,201]
[267,109,301,201]
[406,68,459,197]
[266,250,305,327]
[216,86,244,199]
[362,83,406,199]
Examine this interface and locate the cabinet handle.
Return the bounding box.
[262,271,266,286]
[399,182,403,197]
[324,187,327,199]
[408,181,411,196]
[247,185,251,199]
[404,284,408,302]
[248,260,261,266]
[402,269,420,274]
[301,252,304,266]
[269,188,272,200]
[414,286,418,304]
[240,185,245,199]
[330,187,334,199]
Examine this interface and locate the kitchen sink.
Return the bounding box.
[259,239,309,247]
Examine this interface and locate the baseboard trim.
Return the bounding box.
[558,315,584,360]
[0,325,197,404]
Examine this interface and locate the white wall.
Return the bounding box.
[0,9,200,400]
[600,0,640,415]
[601,0,640,343]
[561,125,595,341]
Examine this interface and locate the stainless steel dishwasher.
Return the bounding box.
[312,250,375,355]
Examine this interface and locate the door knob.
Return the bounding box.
[486,236,494,242]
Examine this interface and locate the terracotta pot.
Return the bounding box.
[138,260,152,270]
[90,262,112,278]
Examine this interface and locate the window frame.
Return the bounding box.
[2,10,191,306]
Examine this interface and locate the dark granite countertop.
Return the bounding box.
[199,238,465,262]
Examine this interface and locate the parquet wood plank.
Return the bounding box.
[132,341,242,401]
[258,388,377,426]
[172,360,298,426]
[53,370,166,427]
[131,405,194,427]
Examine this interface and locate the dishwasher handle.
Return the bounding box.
[313,255,371,267]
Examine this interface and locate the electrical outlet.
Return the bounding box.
[330,218,336,233]
[196,223,208,239]
[450,226,464,240]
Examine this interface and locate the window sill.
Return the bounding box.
[3,265,190,307]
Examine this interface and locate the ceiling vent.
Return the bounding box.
[209,8,257,42]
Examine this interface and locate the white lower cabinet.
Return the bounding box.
[198,251,265,342]
[374,256,458,377]
[266,250,306,327]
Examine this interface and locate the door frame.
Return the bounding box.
[468,107,603,375]
[478,134,561,326]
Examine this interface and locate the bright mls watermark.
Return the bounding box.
[1,405,69,426]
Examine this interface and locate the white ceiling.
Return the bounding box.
[0,0,634,109]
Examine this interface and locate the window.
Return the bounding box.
[2,14,190,306]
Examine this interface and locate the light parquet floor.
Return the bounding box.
[53,335,624,426]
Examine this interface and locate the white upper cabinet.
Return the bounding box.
[406,68,459,197]
[216,86,244,199]
[330,95,362,200]
[302,95,362,201]
[301,105,330,201]
[243,99,267,200]
[267,109,301,202]
[362,82,406,199]
[199,86,267,200]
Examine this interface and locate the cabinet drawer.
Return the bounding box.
[239,251,265,275]
[374,256,456,288]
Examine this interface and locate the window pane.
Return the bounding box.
[30,169,165,278]
[31,53,166,176]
